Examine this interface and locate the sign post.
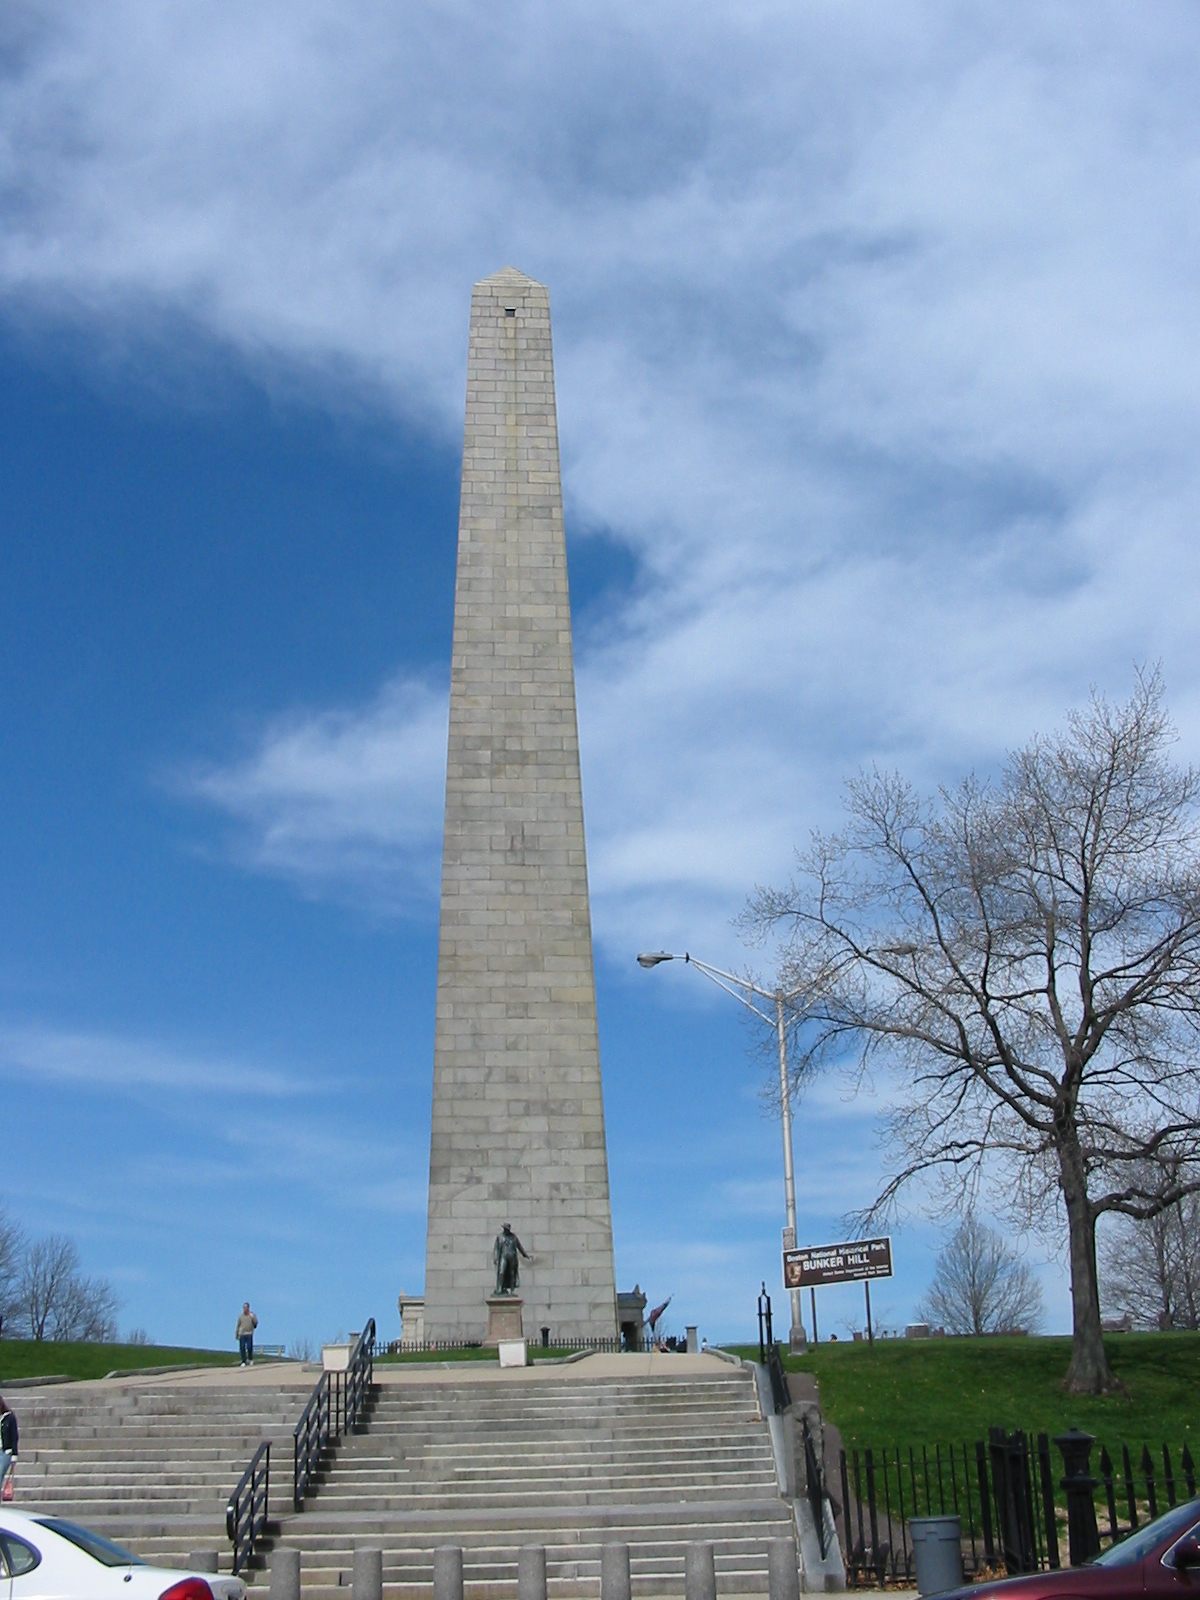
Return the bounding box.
[783,1237,893,1344]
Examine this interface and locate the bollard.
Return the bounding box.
[1055,1430,1101,1566]
[685,1543,716,1600]
[270,1548,301,1600]
[187,1553,219,1574]
[518,1546,547,1600]
[600,1543,631,1600]
[768,1539,800,1600]
[353,1548,383,1600]
[434,1546,464,1600]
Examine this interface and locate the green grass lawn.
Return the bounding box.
[375,1346,596,1364]
[0,1339,243,1382]
[728,1333,1200,1453]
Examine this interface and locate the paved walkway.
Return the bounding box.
[12,1350,745,1393]
[374,1351,744,1386]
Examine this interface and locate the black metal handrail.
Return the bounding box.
[226,1440,269,1576]
[766,1340,791,1415]
[292,1317,376,1511]
[293,1370,331,1511]
[803,1418,829,1559]
[345,1318,375,1433]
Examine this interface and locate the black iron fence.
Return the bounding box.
[381,1334,622,1355]
[225,1440,270,1576]
[838,1428,1197,1588]
[293,1317,376,1511]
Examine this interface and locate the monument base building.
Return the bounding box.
[422,269,618,1345]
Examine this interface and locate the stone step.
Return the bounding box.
[247,1500,791,1536]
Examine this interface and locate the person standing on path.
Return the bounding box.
[236,1303,258,1366]
[0,1397,18,1500]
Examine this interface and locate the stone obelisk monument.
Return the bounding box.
[423,268,618,1344]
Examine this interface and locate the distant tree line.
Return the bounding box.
[0,1209,119,1342]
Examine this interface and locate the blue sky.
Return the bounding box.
[3,1,1200,1350]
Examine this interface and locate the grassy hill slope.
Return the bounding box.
[731,1333,1199,1452]
[0,1340,244,1382]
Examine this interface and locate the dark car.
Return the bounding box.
[942,1496,1200,1600]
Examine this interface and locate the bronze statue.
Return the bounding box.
[493,1223,530,1295]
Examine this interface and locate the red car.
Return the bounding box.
[946,1498,1200,1600]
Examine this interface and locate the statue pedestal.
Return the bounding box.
[483,1296,524,1347]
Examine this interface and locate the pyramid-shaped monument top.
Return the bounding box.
[477,265,542,289]
[423,274,618,1344]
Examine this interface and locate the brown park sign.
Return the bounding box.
[783,1236,893,1289]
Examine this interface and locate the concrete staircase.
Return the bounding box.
[4,1359,795,1597]
[11,1371,316,1571]
[265,1364,793,1599]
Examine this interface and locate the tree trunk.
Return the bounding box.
[1060,1141,1118,1393]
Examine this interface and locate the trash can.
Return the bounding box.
[908,1516,963,1596]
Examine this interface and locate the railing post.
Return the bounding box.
[1098,1446,1118,1548]
[839,1450,856,1583]
[864,1448,881,1582]
[1122,1444,1138,1531]
[961,1442,979,1573]
[1037,1433,1060,1568]
[803,1420,828,1560]
[1055,1430,1100,1567]
[975,1440,995,1564]
[1163,1446,1177,1508]
[1142,1445,1159,1520]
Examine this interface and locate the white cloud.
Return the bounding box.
[12,2,1188,968]
[170,676,448,910]
[0,1022,302,1096]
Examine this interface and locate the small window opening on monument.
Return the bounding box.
[504,307,516,316]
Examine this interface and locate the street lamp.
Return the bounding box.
[637,949,807,1349]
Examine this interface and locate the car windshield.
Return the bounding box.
[1092,1498,1200,1568]
[32,1518,146,1568]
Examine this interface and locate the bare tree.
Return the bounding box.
[917,1216,1044,1335]
[1100,1192,1200,1330]
[748,674,1200,1393]
[52,1273,119,1343]
[0,1208,25,1333]
[18,1234,120,1342]
[20,1235,81,1340]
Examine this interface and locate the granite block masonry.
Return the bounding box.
[423,268,618,1343]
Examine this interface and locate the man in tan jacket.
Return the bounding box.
[236,1303,258,1366]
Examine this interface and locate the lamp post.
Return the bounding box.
[637,950,807,1349]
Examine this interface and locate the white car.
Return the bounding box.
[0,1511,246,1600]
